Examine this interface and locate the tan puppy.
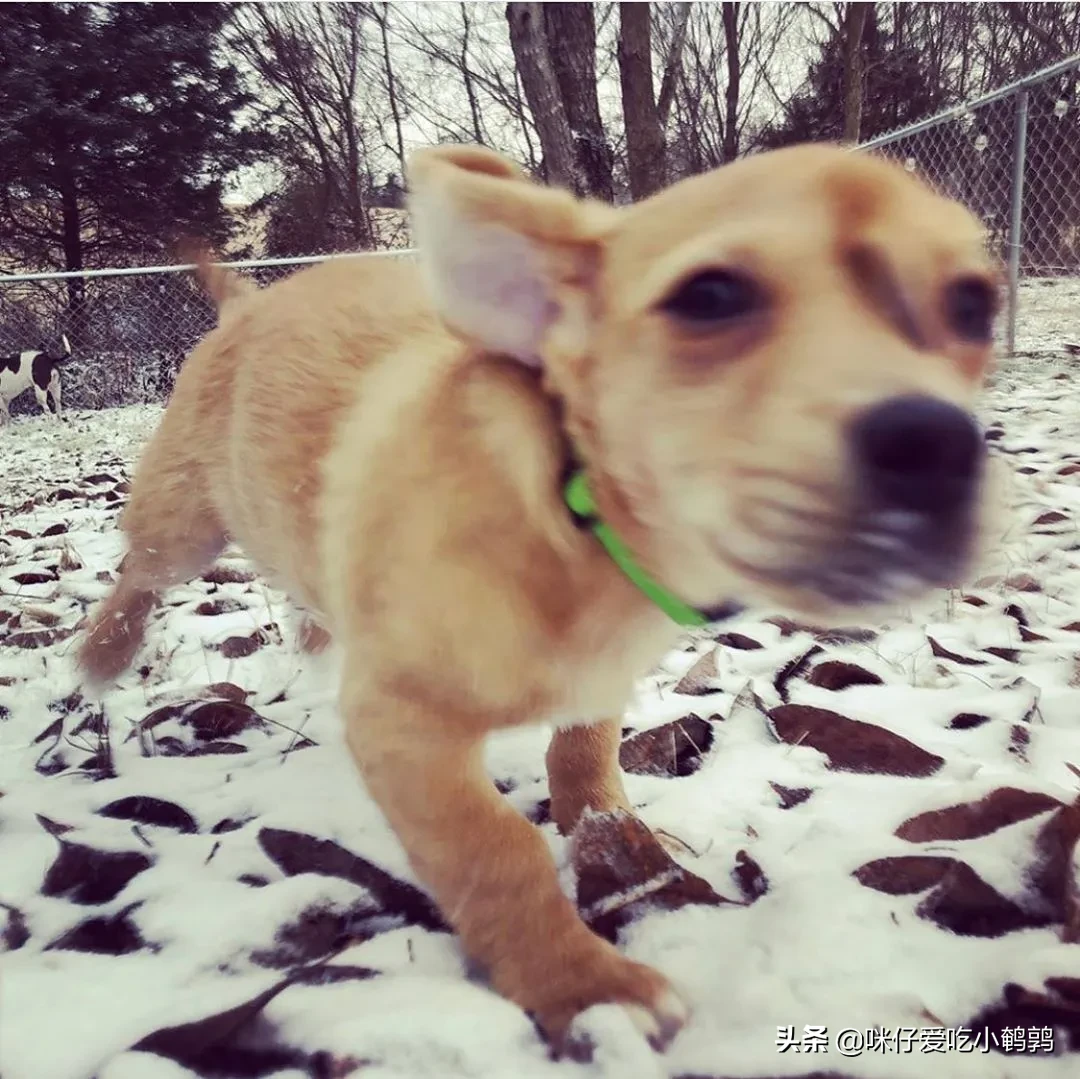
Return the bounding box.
[78,143,999,1052]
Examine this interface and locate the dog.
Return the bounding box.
[0,334,72,424]
[77,143,1000,1053]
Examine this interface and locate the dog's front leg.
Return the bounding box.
[345,694,687,1055]
[546,720,632,835]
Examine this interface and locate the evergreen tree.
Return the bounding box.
[0,2,264,282]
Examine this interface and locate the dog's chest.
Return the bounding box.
[540,614,682,726]
[0,353,35,400]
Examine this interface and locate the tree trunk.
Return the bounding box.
[376,8,407,179]
[721,2,741,162]
[460,4,485,144]
[542,3,614,200]
[841,2,871,144]
[656,2,692,128]
[618,3,666,200]
[506,2,580,191]
[57,163,86,336]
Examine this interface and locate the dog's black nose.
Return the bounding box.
[850,395,982,513]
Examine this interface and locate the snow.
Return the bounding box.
[3,282,1080,1079]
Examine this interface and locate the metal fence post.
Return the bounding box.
[1006,88,1030,356]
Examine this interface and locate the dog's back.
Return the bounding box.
[136,253,451,608]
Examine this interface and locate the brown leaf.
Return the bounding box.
[854,856,956,895]
[5,627,74,649]
[983,646,1020,662]
[857,857,1046,937]
[216,634,261,659]
[184,700,266,741]
[1026,801,1080,927]
[917,862,1047,938]
[732,850,768,903]
[770,782,814,809]
[672,650,719,696]
[58,549,82,572]
[714,632,762,651]
[1005,572,1042,593]
[805,661,883,690]
[928,636,986,666]
[258,828,447,932]
[195,597,248,616]
[948,713,990,731]
[9,571,57,585]
[773,645,823,703]
[201,563,255,585]
[813,626,879,645]
[202,682,249,704]
[619,715,714,778]
[572,810,731,942]
[967,983,1080,1053]
[768,704,944,777]
[1046,977,1080,1003]
[895,787,1062,843]
[1009,724,1031,763]
[1034,510,1069,526]
[43,843,152,905]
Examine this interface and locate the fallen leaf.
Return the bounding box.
[773,645,823,703]
[949,713,991,730]
[770,782,814,809]
[250,900,383,968]
[854,856,956,895]
[928,636,986,666]
[805,661,884,690]
[895,787,1062,843]
[573,810,731,942]
[42,843,152,905]
[714,632,762,651]
[97,796,198,834]
[258,828,447,932]
[768,704,944,777]
[967,982,1080,1053]
[46,905,145,955]
[619,715,714,777]
[0,903,29,951]
[732,850,768,903]
[672,650,719,696]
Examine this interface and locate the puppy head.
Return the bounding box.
[408,144,1000,621]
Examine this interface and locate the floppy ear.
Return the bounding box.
[407,145,608,366]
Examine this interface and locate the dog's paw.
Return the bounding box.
[532,953,688,1059]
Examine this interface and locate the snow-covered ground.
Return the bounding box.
[3,283,1080,1079]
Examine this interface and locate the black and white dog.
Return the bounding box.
[0,335,72,424]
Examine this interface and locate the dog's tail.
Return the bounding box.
[178,239,255,314]
[54,333,73,362]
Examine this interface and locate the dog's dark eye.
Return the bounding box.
[945,277,997,342]
[661,269,763,324]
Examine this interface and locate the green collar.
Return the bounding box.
[563,469,714,627]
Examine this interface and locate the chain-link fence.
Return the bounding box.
[858,53,1080,356]
[0,253,420,413]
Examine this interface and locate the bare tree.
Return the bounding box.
[506,3,581,191]
[840,2,872,142]
[617,3,665,200]
[372,4,407,181]
[664,3,799,174]
[231,3,378,252]
[543,4,614,200]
